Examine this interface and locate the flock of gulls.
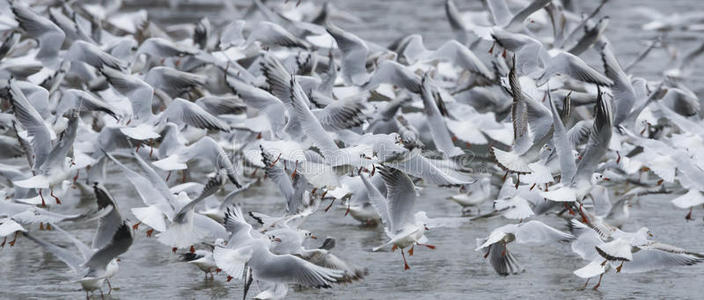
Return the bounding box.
[1,0,704,298]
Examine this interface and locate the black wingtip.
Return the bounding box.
[248,211,264,225]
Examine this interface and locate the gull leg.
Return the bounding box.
[85,290,89,300]
[107,279,112,294]
[408,245,414,256]
[616,261,624,273]
[132,222,141,233]
[344,200,351,216]
[592,273,603,290]
[39,189,46,207]
[149,139,154,158]
[564,203,575,215]
[50,187,61,204]
[9,231,18,246]
[165,171,171,182]
[401,249,410,270]
[578,203,590,224]
[685,207,693,221]
[1,236,6,248]
[323,198,336,212]
[146,229,154,238]
[581,278,590,290]
[39,222,44,230]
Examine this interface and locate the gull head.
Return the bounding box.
[300,229,317,240]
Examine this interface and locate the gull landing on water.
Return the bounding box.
[362,166,465,270]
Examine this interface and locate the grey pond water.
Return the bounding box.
[2,0,704,299]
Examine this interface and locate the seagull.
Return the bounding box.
[213,206,346,299]
[475,220,574,275]
[571,220,704,289]
[23,222,133,298]
[361,166,461,270]
[21,182,132,297]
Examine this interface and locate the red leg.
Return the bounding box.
[324,198,336,212]
[50,187,61,204]
[578,203,590,224]
[39,189,46,207]
[592,273,603,290]
[9,232,17,246]
[581,278,590,290]
[146,229,154,237]
[685,208,693,221]
[149,139,154,158]
[408,245,414,256]
[401,249,410,270]
[564,203,576,215]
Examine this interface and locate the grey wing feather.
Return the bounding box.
[575,90,612,182]
[420,75,463,157]
[567,120,592,146]
[6,81,52,168]
[622,243,704,273]
[163,98,230,132]
[83,223,133,272]
[505,0,552,30]
[22,231,84,272]
[360,173,391,231]
[378,166,416,233]
[562,52,613,86]
[485,0,512,26]
[253,251,344,288]
[326,23,369,86]
[174,174,224,224]
[362,60,421,93]
[601,43,636,126]
[313,97,367,131]
[485,241,522,275]
[260,145,295,209]
[91,183,123,250]
[549,91,577,182]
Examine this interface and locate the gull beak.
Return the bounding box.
[273,238,282,242]
[424,225,430,231]
[603,177,610,181]
[648,232,653,237]
[310,235,318,239]
[116,258,121,262]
